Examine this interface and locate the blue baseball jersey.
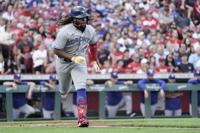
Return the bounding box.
[13,81,28,109]
[107,80,125,106]
[188,79,200,106]
[137,79,166,105]
[40,81,55,110]
[165,97,181,110]
[42,92,55,110]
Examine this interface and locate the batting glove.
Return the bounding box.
[71,56,86,64]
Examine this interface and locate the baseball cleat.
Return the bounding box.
[77,117,89,127]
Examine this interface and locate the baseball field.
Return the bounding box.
[0,118,200,133]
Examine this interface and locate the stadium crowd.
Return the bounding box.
[0,0,200,75]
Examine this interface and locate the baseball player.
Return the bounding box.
[137,69,166,117]
[40,74,57,119]
[165,74,183,116]
[188,70,200,115]
[53,6,100,127]
[3,73,36,119]
[105,72,134,118]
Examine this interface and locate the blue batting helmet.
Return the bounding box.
[14,73,21,80]
[169,74,175,79]
[49,74,56,81]
[147,69,154,76]
[111,72,118,79]
[70,6,89,19]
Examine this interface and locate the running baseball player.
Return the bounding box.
[3,73,36,119]
[137,69,166,117]
[53,6,100,127]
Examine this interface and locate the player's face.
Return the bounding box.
[49,80,56,85]
[168,79,175,83]
[73,17,87,30]
[111,78,118,83]
[14,79,21,84]
[147,75,154,80]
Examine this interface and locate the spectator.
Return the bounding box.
[176,54,194,72]
[0,0,199,76]
[192,0,200,25]
[137,69,166,117]
[188,46,200,69]
[165,74,183,117]
[155,57,170,73]
[0,53,5,74]
[105,72,135,118]
[32,44,47,74]
[174,9,190,29]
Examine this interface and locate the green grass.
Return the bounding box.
[0,118,200,133]
[1,127,200,133]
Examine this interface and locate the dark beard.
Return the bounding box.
[73,20,86,32]
[75,25,86,32]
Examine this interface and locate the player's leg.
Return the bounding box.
[107,97,125,118]
[13,108,20,119]
[57,68,72,95]
[123,92,133,115]
[189,104,192,115]
[151,104,157,116]
[56,62,72,95]
[71,64,88,127]
[42,108,54,119]
[140,103,145,117]
[165,109,173,116]
[20,104,35,118]
[174,109,182,116]
[106,105,118,118]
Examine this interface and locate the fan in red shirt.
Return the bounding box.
[141,13,159,29]
[126,55,141,73]
[155,57,170,73]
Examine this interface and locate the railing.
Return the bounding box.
[0,73,194,80]
[0,83,199,121]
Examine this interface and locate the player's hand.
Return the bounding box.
[105,80,113,88]
[144,89,149,98]
[71,56,86,64]
[92,61,100,72]
[12,83,17,90]
[159,89,165,97]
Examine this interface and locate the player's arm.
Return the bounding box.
[26,82,36,100]
[88,26,101,70]
[88,44,100,71]
[3,82,17,90]
[53,28,73,61]
[44,82,55,90]
[124,80,133,85]
[157,79,166,97]
[137,80,149,98]
[105,80,113,88]
[54,48,86,64]
[54,48,73,61]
